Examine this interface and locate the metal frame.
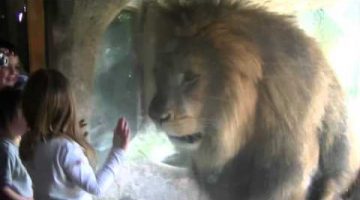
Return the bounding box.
[26,0,45,72]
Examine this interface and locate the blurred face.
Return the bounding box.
[8,108,28,138]
[0,48,20,89]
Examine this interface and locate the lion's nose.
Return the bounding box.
[149,109,174,124]
[149,96,174,124]
[160,112,173,123]
[149,107,174,124]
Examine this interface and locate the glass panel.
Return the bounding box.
[93,2,360,200]
[42,1,360,200]
[90,10,139,161]
[297,0,360,134]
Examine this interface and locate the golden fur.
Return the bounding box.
[147,1,360,199]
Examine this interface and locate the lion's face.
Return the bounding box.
[149,42,213,150]
[149,36,261,169]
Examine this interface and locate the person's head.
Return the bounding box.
[0,40,22,89]
[0,87,27,139]
[20,69,95,162]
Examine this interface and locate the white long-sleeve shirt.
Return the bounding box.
[26,137,125,200]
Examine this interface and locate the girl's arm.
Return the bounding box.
[1,186,33,200]
[61,145,125,195]
[0,151,32,200]
[61,117,130,196]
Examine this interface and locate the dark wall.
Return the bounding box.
[0,0,28,72]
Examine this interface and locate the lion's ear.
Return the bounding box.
[206,24,263,81]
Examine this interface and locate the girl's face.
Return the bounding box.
[0,52,20,89]
[8,108,28,138]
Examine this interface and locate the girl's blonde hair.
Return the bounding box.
[20,69,95,164]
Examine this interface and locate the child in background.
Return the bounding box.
[0,87,33,200]
[0,40,27,90]
[20,69,130,200]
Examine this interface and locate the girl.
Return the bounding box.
[20,69,130,200]
[0,87,33,200]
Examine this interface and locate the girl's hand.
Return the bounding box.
[112,117,130,150]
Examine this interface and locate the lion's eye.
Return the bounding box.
[181,71,200,86]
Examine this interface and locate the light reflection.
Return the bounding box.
[18,12,23,22]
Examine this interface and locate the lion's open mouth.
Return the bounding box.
[168,132,202,143]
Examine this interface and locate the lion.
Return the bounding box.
[146,1,360,199]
